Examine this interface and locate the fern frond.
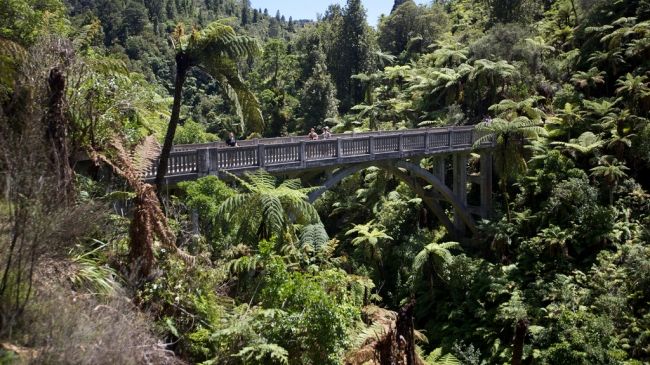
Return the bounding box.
[299,223,329,250]
[132,135,160,177]
[234,343,289,365]
[226,255,261,274]
[424,347,461,365]
[261,195,284,233]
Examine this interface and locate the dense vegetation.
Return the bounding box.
[1,0,650,364]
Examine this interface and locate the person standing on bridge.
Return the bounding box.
[321,126,331,139]
[308,128,319,140]
[226,132,238,147]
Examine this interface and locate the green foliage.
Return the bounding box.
[0,0,69,45]
[70,244,121,295]
[4,0,650,363]
[299,47,339,129]
[217,170,320,243]
[424,347,461,365]
[378,1,450,58]
[174,120,218,144]
[412,241,460,281]
[174,20,264,134]
[234,343,289,364]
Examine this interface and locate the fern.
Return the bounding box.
[299,223,329,250]
[217,170,322,241]
[424,347,461,365]
[234,343,289,364]
[226,255,262,274]
[131,135,160,177]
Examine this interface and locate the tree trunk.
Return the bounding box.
[511,318,529,365]
[568,0,579,25]
[45,67,74,200]
[396,299,416,365]
[155,53,190,197]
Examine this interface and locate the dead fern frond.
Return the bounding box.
[131,135,160,177]
[345,306,397,365]
[89,136,193,277]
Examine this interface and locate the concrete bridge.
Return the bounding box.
[147,126,494,238]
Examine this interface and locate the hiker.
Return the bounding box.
[226,132,238,147]
[308,127,319,140]
[321,126,331,139]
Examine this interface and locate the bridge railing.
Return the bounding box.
[171,127,470,152]
[147,126,490,180]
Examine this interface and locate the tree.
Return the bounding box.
[412,241,460,300]
[484,0,537,24]
[92,136,192,277]
[345,220,393,279]
[378,1,449,57]
[570,67,605,96]
[615,73,650,115]
[241,0,249,26]
[299,48,339,129]
[468,59,518,115]
[590,155,629,205]
[155,21,263,193]
[391,0,407,13]
[333,0,373,111]
[217,170,321,242]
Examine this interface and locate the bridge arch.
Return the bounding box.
[308,161,477,238]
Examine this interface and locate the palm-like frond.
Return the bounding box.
[261,194,285,236]
[424,347,461,365]
[552,131,603,155]
[92,137,194,276]
[234,343,289,365]
[412,241,460,275]
[226,254,263,274]
[299,223,329,250]
[346,220,393,247]
[571,67,605,89]
[217,170,321,241]
[590,156,629,184]
[176,21,263,134]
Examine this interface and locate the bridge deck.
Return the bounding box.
[147,126,487,184]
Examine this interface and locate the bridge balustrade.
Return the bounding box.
[146,126,490,181]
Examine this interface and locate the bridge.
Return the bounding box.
[147,126,494,238]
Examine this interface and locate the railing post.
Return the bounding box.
[398,134,404,153]
[336,138,342,161]
[448,127,454,148]
[425,132,432,153]
[299,141,306,167]
[198,148,210,177]
[211,147,219,174]
[368,136,375,157]
[258,144,265,168]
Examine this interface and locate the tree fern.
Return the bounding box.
[412,241,460,280]
[217,170,322,242]
[91,136,193,277]
[156,20,263,189]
